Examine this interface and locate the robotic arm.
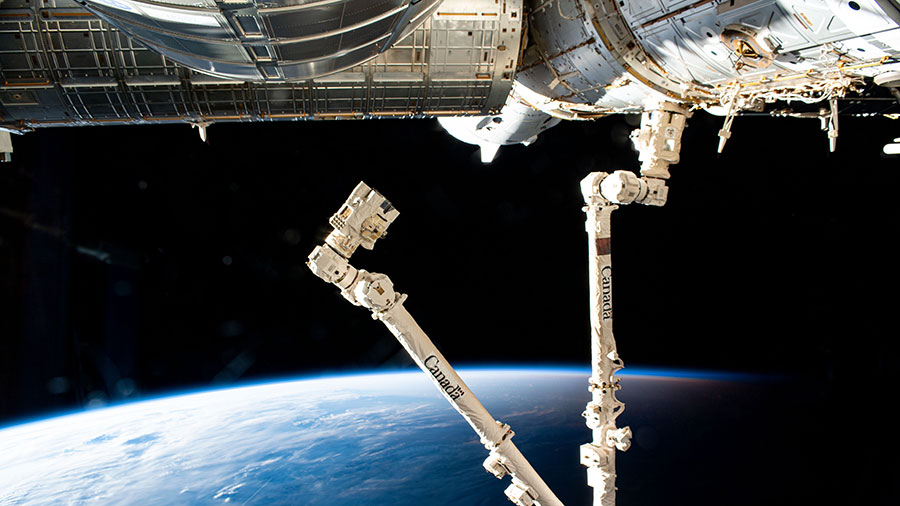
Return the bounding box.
[578,173,632,506]
[308,101,688,506]
[575,103,689,505]
[614,101,692,207]
[587,101,691,208]
[307,182,564,506]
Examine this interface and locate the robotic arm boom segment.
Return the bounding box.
[307,182,564,506]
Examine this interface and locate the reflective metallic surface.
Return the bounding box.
[515,0,900,117]
[0,0,524,128]
[80,0,444,81]
[0,0,896,154]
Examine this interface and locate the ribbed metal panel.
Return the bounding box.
[0,0,524,128]
[77,0,442,81]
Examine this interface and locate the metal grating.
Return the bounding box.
[191,84,252,117]
[60,85,130,120]
[129,85,190,118]
[0,15,49,81]
[252,84,307,117]
[0,0,524,128]
[42,16,115,80]
[428,19,497,77]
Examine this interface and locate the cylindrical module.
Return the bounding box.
[378,299,564,506]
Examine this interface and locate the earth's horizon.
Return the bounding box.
[1,367,792,505]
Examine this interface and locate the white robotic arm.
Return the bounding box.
[614,101,692,207]
[307,182,564,506]
[596,170,668,207]
[577,108,688,502]
[578,172,638,506]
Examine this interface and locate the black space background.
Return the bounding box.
[0,112,897,471]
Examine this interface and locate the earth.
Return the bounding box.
[0,368,802,505]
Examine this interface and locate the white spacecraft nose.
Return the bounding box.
[437,83,561,164]
[479,144,501,164]
[884,138,900,155]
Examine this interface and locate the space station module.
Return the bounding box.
[0,0,898,160]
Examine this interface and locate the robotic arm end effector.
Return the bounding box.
[307,245,356,287]
[307,245,398,313]
[325,181,400,258]
[582,171,669,207]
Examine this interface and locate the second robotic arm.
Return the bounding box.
[307,183,564,506]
